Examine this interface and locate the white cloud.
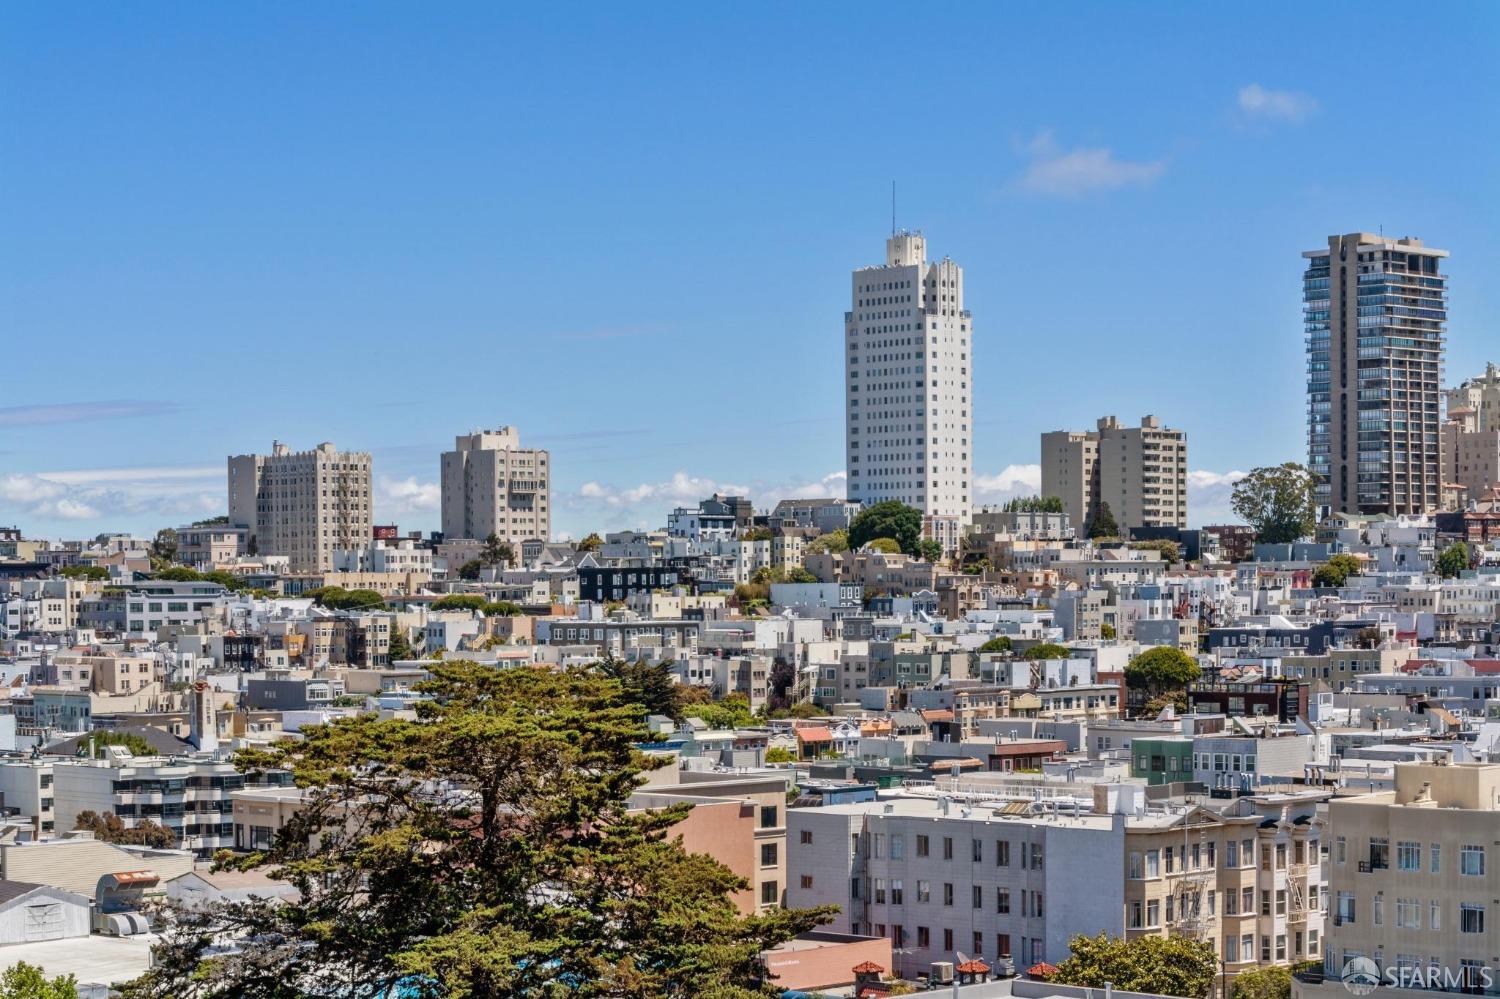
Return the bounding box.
[974,464,1042,505]
[564,470,844,535]
[376,476,440,517]
[1187,469,1247,526]
[1237,84,1317,123]
[1014,132,1164,197]
[0,464,223,532]
[0,400,178,427]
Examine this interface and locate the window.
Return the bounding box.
[973,839,983,863]
[917,926,930,948]
[875,879,886,904]
[1129,901,1143,928]
[1146,900,1160,926]
[1372,893,1383,926]
[891,880,903,905]
[1431,900,1442,930]
[890,835,904,860]
[1337,891,1356,924]
[1336,836,1346,864]
[1461,845,1485,876]
[1226,840,1240,867]
[1397,841,1421,871]
[1129,852,1143,879]
[996,840,1010,866]
[997,889,1010,914]
[1368,837,1389,870]
[943,883,954,906]
[1461,904,1485,934]
[916,834,929,857]
[1225,936,1239,963]
[1145,850,1160,878]
[761,844,778,867]
[973,885,983,909]
[761,805,778,829]
[1396,898,1420,929]
[761,881,778,905]
[799,830,812,845]
[943,928,953,951]
[800,875,813,890]
[1431,843,1441,873]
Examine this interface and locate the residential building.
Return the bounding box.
[845,231,973,526]
[175,523,249,570]
[1313,761,1500,997]
[1441,406,1500,502]
[439,427,551,549]
[1304,234,1447,516]
[228,441,373,572]
[1446,362,1500,433]
[1042,417,1187,533]
[331,538,434,575]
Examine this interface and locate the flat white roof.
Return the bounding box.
[0,932,157,986]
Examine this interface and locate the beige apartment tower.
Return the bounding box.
[1304,234,1447,516]
[439,428,550,547]
[227,441,373,572]
[1041,416,1187,534]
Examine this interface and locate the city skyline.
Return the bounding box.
[4,4,1497,539]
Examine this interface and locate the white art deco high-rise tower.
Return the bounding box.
[844,231,973,540]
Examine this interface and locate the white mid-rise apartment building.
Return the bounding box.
[440,427,550,549]
[227,440,373,572]
[845,231,972,529]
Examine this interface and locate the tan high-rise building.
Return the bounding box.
[1040,429,1099,531]
[439,428,550,548]
[1446,363,1500,433]
[227,441,372,572]
[1041,416,1187,534]
[1298,761,1500,999]
[1304,234,1447,516]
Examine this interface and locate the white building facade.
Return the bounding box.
[845,232,973,527]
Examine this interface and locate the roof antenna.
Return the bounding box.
[891,180,897,236]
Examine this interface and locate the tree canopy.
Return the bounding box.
[978,636,1012,653]
[1437,542,1471,579]
[0,962,78,999]
[432,593,487,612]
[864,537,902,554]
[1000,495,1064,513]
[594,655,683,721]
[806,530,849,555]
[848,501,922,556]
[1231,463,1317,544]
[915,539,944,563]
[1125,646,1201,694]
[683,693,757,730]
[1086,502,1120,540]
[1231,966,1293,999]
[1311,553,1362,589]
[1022,643,1071,661]
[480,533,514,567]
[304,586,386,611]
[575,532,603,552]
[126,662,832,998]
[1051,933,1217,998]
[59,564,108,580]
[75,810,177,849]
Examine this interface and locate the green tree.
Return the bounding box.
[482,601,524,617]
[457,559,483,581]
[806,530,849,555]
[1231,462,1317,544]
[764,747,796,764]
[388,627,414,662]
[306,586,386,611]
[191,515,230,527]
[785,702,819,719]
[480,533,514,567]
[1311,553,1362,589]
[1001,495,1064,513]
[786,567,818,584]
[0,962,79,999]
[742,527,773,542]
[594,654,683,721]
[200,569,249,591]
[1086,502,1120,540]
[1231,966,1292,999]
[59,564,109,581]
[848,501,923,556]
[1437,541,1471,579]
[1129,539,1179,563]
[865,537,902,554]
[74,810,177,849]
[80,730,158,757]
[1022,642,1071,661]
[751,565,788,586]
[432,594,488,612]
[125,663,832,998]
[155,566,202,582]
[1100,622,1116,640]
[916,539,944,563]
[151,527,179,567]
[1125,646,1201,698]
[576,532,604,552]
[1052,932,1217,998]
[978,636,1012,653]
[683,695,757,730]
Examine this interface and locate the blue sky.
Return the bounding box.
[4,3,1498,540]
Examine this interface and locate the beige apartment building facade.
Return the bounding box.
[1302,761,1500,999]
[227,441,372,572]
[439,428,550,550]
[1042,416,1187,534]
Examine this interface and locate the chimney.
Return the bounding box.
[189,681,219,754]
